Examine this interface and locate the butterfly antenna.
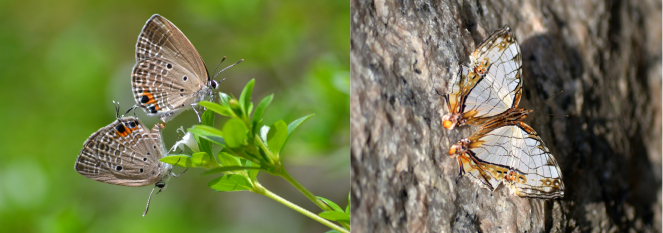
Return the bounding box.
[123,105,137,117]
[546,90,564,102]
[211,56,228,77]
[213,59,244,80]
[143,185,158,217]
[113,101,121,119]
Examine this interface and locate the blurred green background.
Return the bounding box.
[0,0,349,232]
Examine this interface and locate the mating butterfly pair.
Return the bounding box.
[76,15,232,215]
[441,26,564,199]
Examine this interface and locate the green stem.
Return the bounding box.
[278,168,332,212]
[254,183,348,233]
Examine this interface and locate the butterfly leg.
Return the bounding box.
[455,157,464,184]
[190,103,202,122]
[172,168,188,177]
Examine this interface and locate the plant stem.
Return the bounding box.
[255,183,349,233]
[278,168,332,212]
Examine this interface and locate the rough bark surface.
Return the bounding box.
[350,0,661,232]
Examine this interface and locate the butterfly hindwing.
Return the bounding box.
[132,56,208,121]
[450,112,564,198]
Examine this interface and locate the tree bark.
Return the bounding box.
[350,0,662,232]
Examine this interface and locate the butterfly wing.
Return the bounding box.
[132,14,209,122]
[455,116,564,198]
[442,26,522,129]
[75,117,167,187]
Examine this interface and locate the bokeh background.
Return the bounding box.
[0,0,349,232]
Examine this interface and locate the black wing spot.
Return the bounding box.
[180,88,184,92]
[115,124,126,133]
[166,63,173,69]
[147,152,151,156]
[139,168,144,173]
[143,157,148,161]
[183,76,188,81]
[148,105,157,113]
[140,95,150,104]
[116,165,123,171]
[153,145,157,149]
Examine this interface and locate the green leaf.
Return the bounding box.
[218,152,240,167]
[208,174,253,192]
[189,125,226,147]
[201,166,261,176]
[201,109,215,127]
[318,211,350,223]
[195,134,213,159]
[346,192,350,213]
[160,155,192,167]
[286,114,314,145]
[266,120,287,155]
[191,152,217,169]
[219,92,231,107]
[252,94,274,134]
[191,125,224,137]
[222,118,248,148]
[239,79,255,116]
[199,101,235,117]
[317,196,343,212]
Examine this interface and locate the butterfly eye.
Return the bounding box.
[210,80,219,89]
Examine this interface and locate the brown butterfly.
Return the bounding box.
[131,14,240,122]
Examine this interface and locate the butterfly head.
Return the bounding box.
[442,114,461,130]
[448,139,470,157]
[209,80,219,90]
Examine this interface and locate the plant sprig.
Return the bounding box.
[160,79,349,232]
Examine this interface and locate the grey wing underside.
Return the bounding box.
[75,118,165,187]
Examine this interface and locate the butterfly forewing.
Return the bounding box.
[75,117,169,187]
[136,15,208,77]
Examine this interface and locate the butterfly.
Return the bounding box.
[444,26,564,198]
[448,109,564,198]
[441,26,522,130]
[131,14,240,122]
[75,105,177,215]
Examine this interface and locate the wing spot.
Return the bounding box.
[116,165,123,171]
[139,168,144,173]
[143,157,147,161]
[183,76,188,81]
[166,63,173,69]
